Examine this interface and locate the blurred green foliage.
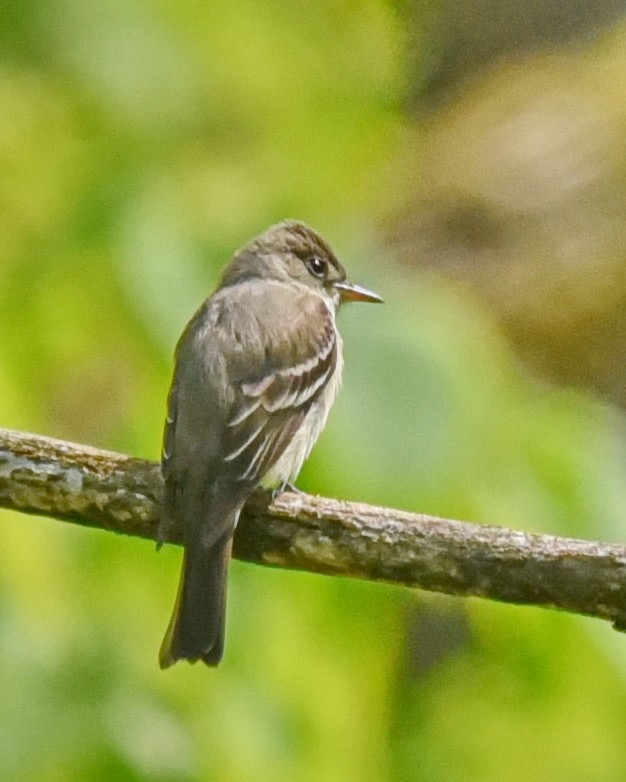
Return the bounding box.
[1,2,626,780]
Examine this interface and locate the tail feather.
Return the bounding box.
[159,530,233,669]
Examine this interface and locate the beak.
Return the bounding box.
[334,280,383,304]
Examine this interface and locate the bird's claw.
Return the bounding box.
[271,481,303,500]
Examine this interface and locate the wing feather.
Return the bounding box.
[224,294,337,483]
[158,377,181,546]
[161,285,338,501]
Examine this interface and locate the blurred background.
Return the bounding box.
[1,1,626,779]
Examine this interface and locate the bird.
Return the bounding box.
[157,220,382,668]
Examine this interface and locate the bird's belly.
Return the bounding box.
[260,358,342,490]
[260,419,316,489]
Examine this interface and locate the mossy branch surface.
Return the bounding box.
[1,427,626,631]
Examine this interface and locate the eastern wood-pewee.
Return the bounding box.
[158,220,381,668]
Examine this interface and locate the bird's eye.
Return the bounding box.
[305,256,327,278]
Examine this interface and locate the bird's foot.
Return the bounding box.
[271,481,303,500]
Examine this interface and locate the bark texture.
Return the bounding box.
[1,427,626,631]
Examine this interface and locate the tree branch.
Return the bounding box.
[1,426,625,631]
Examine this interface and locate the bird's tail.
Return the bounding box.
[159,514,236,669]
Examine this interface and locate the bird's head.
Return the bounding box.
[221,220,382,307]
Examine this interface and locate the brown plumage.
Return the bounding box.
[158,221,381,668]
